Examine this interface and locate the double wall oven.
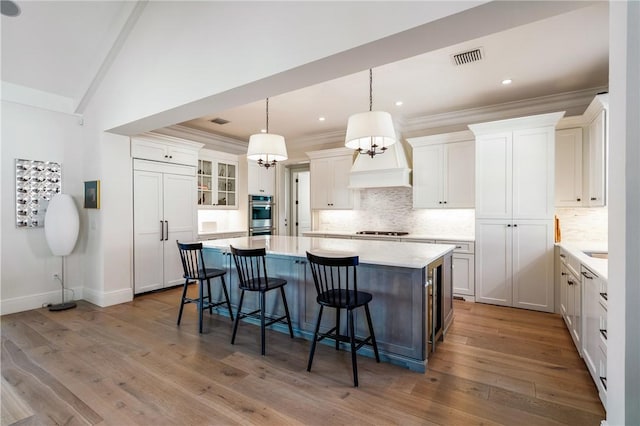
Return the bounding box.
[248,195,275,236]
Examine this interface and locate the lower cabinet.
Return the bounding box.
[559,249,582,352]
[476,219,554,312]
[581,265,607,407]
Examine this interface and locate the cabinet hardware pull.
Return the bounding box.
[507,224,512,227]
[560,254,566,258]
[599,292,608,301]
[443,201,447,204]
[591,197,597,201]
[600,329,607,340]
[577,198,581,201]
[513,224,518,227]
[160,220,164,241]
[439,201,443,204]
[561,272,567,276]
[581,271,594,279]
[600,377,607,390]
[455,245,462,249]
[567,280,573,286]
[164,221,169,241]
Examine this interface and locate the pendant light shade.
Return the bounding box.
[247,98,287,169]
[345,69,396,157]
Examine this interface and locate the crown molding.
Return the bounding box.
[401,85,607,137]
[154,124,248,155]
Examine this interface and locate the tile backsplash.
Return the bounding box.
[555,207,608,244]
[316,187,475,236]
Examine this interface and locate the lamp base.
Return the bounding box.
[49,301,77,311]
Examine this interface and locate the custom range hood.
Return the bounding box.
[349,142,411,189]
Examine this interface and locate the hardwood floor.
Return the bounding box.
[1,287,605,425]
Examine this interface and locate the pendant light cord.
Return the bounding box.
[265,97,269,133]
[369,69,373,112]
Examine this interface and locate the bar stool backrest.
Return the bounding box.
[177,241,205,280]
[306,252,360,307]
[230,245,270,290]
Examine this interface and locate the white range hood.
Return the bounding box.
[349,142,412,189]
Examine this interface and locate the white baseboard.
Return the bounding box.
[0,286,83,315]
[82,286,133,307]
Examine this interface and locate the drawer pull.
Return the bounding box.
[581,271,594,279]
[600,376,607,390]
[600,292,608,301]
[455,245,462,249]
[600,329,607,340]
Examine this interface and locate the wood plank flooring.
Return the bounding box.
[1,287,605,425]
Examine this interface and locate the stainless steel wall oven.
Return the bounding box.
[248,195,274,236]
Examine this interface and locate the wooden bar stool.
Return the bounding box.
[230,245,293,355]
[176,241,233,333]
[306,251,380,387]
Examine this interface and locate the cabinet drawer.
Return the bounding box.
[437,240,474,254]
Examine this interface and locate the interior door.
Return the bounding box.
[133,169,164,294]
[294,170,311,236]
[163,172,196,288]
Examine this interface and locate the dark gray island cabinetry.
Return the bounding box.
[202,236,454,372]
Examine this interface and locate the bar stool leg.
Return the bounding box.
[307,305,324,372]
[260,291,266,355]
[198,279,204,333]
[280,287,294,338]
[220,275,234,321]
[231,290,245,345]
[177,279,189,325]
[206,278,213,314]
[348,309,359,387]
[364,303,380,362]
[335,309,341,350]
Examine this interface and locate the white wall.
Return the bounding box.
[0,101,84,314]
[607,1,640,425]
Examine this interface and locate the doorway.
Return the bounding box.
[288,165,311,236]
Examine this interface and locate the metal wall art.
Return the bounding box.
[15,158,61,228]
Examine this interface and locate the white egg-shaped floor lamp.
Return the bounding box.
[44,193,79,311]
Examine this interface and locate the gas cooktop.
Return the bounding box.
[356,231,409,236]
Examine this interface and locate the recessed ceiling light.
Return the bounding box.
[502,79,513,85]
[318,117,326,122]
[395,101,403,107]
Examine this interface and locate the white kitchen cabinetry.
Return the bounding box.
[437,240,475,298]
[408,131,475,209]
[587,108,606,207]
[247,161,275,196]
[559,248,582,351]
[307,148,354,210]
[581,265,607,406]
[198,150,238,208]
[131,135,201,166]
[476,219,554,311]
[555,128,584,207]
[133,159,196,294]
[470,112,562,313]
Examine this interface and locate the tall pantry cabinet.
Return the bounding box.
[132,135,203,294]
[469,112,563,313]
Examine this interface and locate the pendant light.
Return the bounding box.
[247,98,287,169]
[345,68,396,158]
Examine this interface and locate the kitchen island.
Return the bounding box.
[202,235,455,372]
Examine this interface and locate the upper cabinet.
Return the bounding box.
[555,128,584,207]
[198,149,238,208]
[471,113,563,220]
[247,161,276,196]
[554,94,608,208]
[307,148,354,210]
[408,131,475,209]
[131,135,201,167]
[587,104,607,207]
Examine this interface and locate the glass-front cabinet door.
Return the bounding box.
[198,157,238,208]
[216,162,236,207]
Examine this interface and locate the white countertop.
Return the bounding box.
[203,235,455,269]
[557,242,608,280]
[302,230,474,242]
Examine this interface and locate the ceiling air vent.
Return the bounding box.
[451,48,484,66]
[210,117,230,125]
